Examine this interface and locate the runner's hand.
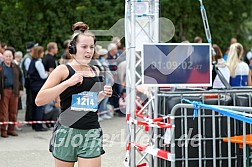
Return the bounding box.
[66,73,83,87]
[102,85,113,97]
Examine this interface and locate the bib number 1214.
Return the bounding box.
[76,97,95,106]
[71,91,98,112]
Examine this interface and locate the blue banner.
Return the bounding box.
[183,98,252,124]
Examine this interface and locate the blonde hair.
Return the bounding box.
[226,43,243,77]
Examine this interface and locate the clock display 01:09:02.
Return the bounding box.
[151,61,201,70]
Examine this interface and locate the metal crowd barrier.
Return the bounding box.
[157,88,252,167]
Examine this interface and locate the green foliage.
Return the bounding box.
[160,0,252,51]
[0,0,124,53]
[0,0,251,55]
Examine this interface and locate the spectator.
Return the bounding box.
[117,50,126,90]
[44,97,60,128]
[230,37,237,45]
[21,42,38,121]
[119,90,126,114]
[90,47,112,120]
[194,36,202,43]
[97,48,114,120]
[0,48,23,137]
[223,47,230,61]
[14,51,24,110]
[43,42,58,73]
[107,43,122,116]
[95,45,102,55]
[112,36,124,54]
[59,39,72,65]
[90,45,103,72]
[0,42,7,63]
[227,43,251,86]
[246,45,252,81]
[245,44,252,65]
[212,44,230,88]
[99,49,114,85]
[14,51,23,66]
[27,46,48,131]
[107,43,118,60]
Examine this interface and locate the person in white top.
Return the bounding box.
[226,43,252,86]
[212,44,230,88]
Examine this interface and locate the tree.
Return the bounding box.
[160,0,252,51]
[0,0,124,54]
[0,0,251,54]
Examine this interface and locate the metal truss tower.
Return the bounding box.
[124,0,214,166]
[125,1,160,166]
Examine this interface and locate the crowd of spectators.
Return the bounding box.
[0,36,251,138]
[0,37,126,137]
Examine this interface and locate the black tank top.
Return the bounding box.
[59,64,103,130]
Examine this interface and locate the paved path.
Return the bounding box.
[0,110,126,167]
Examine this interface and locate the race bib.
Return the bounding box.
[71,91,98,112]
